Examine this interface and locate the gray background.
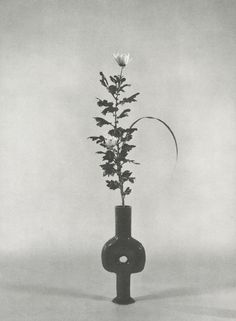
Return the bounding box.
[0,1,236,320]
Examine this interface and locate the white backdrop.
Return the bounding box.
[0,0,235,258]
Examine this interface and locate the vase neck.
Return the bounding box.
[115,206,131,238]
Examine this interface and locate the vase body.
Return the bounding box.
[101,205,146,304]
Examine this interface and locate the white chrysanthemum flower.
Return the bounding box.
[113,53,131,67]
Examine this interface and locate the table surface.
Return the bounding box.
[0,253,235,321]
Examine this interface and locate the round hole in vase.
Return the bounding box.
[119,256,128,263]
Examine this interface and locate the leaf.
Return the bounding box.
[103,150,115,162]
[118,109,131,119]
[108,127,125,138]
[123,128,138,142]
[117,143,136,162]
[115,75,121,82]
[122,170,132,177]
[97,99,113,108]
[121,170,132,182]
[88,136,100,141]
[99,72,108,88]
[125,127,138,134]
[88,135,105,144]
[124,187,132,195]
[88,135,106,148]
[96,151,105,154]
[119,149,128,160]
[110,75,121,84]
[128,177,135,183]
[110,76,117,84]
[124,134,132,142]
[122,143,136,152]
[94,117,112,127]
[125,159,140,165]
[106,180,120,190]
[121,171,135,184]
[120,93,140,104]
[102,106,118,115]
[108,85,117,95]
[119,84,131,92]
[100,163,116,176]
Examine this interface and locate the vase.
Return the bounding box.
[101,205,146,304]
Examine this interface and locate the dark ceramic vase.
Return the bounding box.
[101,205,146,304]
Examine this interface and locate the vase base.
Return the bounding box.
[112,297,135,305]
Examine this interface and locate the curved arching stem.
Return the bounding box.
[130,116,178,161]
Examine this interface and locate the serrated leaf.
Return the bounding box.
[119,149,128,160]
[122,143,136,152]
[108,127,125,138]
[106,180,120,190]
[124,187,132,195]
[94,117,112,127]
[117,143,136,162]
[118,109,131,119]
[121,171,135,184]
[121,170,132,182]
[103,150,115,162]
[120,93,140,104]
[100,163,116,176]
[102,106,118,115]
[97,99,113,108]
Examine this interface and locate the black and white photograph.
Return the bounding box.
[0,1,236,320]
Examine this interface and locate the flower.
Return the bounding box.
[113,53,131,67]
[105,135,118,149]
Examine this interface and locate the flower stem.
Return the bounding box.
[114,67,125,207]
